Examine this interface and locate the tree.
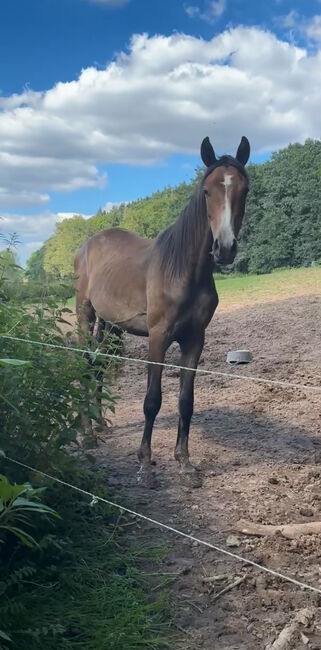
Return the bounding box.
[243,139,321,273]
[43,216,90,277]
[0,248,23,282]
[25,246,47,281]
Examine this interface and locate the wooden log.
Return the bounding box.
[236,519,321,540]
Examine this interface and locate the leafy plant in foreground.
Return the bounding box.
[0,473,59,548]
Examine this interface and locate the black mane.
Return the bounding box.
[156,156,248,280]
[156,187,207,280]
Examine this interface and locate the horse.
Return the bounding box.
[74,135,250,488]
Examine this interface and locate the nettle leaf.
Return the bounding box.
[0,358,32,367]
[11,499,61,518]
[0,474,26,502]
[0,525,38,548]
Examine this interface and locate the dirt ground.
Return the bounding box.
[77,294,321,648]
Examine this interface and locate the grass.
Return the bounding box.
[215,266,321,311]
[0,471,173,650]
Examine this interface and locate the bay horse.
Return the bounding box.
[75,136,250,488]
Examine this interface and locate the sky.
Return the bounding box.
[1,0,321,265]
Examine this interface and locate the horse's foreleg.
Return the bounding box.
[175,331,205,488]
[137,333,167,488]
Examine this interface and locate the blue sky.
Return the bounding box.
[1,0,321,264]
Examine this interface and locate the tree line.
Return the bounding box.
[26,138,321,281]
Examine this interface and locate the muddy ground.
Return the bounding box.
[78,294,321,648]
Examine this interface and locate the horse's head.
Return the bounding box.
[200,136,250,266]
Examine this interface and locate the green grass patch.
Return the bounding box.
[215,266,321,309]
[0,471,174,650]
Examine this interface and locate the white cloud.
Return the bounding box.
[56,212,92,221]
[207,0,226,18]
[0,211,63,241]
[0,189,50,209]
[24,241,44,254]
[184,5,200,18]
[278,10,299,29]
[1,27,321,211]
[185,0,226,23]
[103,201,121,212]
[277,11,321,45]
[0,210,91,265]
[305,15,321,43]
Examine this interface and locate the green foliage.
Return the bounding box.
[16,277,74,304]
[241,139,321,273]
[0,242,24,301]
[120,181,196,238]
[0,473,172,650]
[0,243,173,650]
[0,305,115,470]
[25,247,47,282]
[43,216,90,277]
[0,249,116,471]
[88,203,127,233]
[0,473,58,548]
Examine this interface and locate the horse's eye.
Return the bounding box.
[203,188,209,196]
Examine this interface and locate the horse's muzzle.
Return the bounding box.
[213,238,237,265]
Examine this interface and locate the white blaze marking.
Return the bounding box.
[220,173,234,246]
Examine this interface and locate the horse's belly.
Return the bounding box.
[89,275,147,333]
[117,313,148,337]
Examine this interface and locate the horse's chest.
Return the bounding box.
[174,288,218,334]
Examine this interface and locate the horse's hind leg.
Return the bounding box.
[175,330,204,488]
[76,298,96,344]
[76,299,96,439]
[94,318,106,425]
[94,320,122,428]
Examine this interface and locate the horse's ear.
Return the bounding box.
[236,136,250,166]
[200,136,217,167]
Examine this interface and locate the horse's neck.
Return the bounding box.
[194,227,214,284]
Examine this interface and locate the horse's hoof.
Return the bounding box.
[137,466,159,489]
[179,468,203,489]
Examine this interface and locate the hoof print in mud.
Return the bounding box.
[179,469,203,489]
[137,467,159,489]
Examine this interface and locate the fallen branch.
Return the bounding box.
[236,519,321,540]
[202,573,230,584]
[265,607,315,649]
[211,575,246,602]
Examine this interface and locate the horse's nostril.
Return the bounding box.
[231,239,237,255]
[213,239,220,252]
